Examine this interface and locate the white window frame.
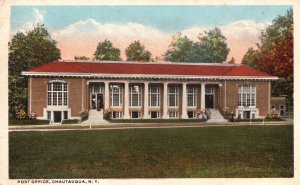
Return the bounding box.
[91,84,103,93]
[112,111,123,119]
[169,111,178,119]
[130,111,141,119]
[110,85,123,107]
[47,82,68,107]
[187,86,197,108]
[187,111,196,119]
[238,85,256,107]
[168,86,179,107]
[149,85,160,107]
[129,85,142,107]
[149,111,160,119]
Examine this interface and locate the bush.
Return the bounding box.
[9,119,50,125]
[61,119,80,124]
[109,119,207,123]
[266,109,280,119]
[80,111,89,121]
[104,108,112,120]
[28,113,36,120]
[16,110,26,119]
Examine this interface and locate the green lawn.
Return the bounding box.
[9,125,293,178]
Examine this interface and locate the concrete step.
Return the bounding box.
[87,109,104,122]
[207,109,228,123]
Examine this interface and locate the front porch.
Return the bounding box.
[84,80,225,122]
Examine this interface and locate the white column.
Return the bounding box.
[143,82,150,119]
[201,83,206,110]
[104,81,109,110]
[181,83,188,119]
[123,82,130,119]
[162,82,169,119]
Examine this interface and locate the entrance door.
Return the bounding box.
[243,111,251,119]
[54,111,62,123]
[96,94,103,110]
[91,93,104,109]
[205,95,214,108]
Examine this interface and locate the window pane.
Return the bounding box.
[48,82,68,106]
[53,92,57,105]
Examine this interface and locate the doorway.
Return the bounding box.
[205,95,214,108]
[205,86,215,108]
[53,111,62,123]
[91,93,103,110]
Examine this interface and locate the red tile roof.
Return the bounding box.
[25,61,274,78]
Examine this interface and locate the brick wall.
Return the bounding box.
[67,78,85,117]
[219,80,270,117]
[30,77,47,117]
[30,77,86,118]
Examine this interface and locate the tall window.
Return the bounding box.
[149,85,160,107]
[130,85,142,107]
[110,85,123,107]
[168,86,179,107]
[48,82,68,106]
[187,86,197,107]
[238,85,256,107]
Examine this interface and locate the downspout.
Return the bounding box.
[224,80,227,109]
[268,81,271,112]
[82,78,84,111]
[29,76,32,114]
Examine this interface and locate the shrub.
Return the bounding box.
[80,111,89,121]
[266,109,280,119]
[104,108,112,120]
[28,112,36,120]
[16,110,26,120]
[61,119,80,124]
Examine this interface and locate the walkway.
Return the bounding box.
[9,119,293,132]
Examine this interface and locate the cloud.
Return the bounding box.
[51,18,270,62]
[11,8,45,35]
[33,8,44,22]
[52,18,172,60]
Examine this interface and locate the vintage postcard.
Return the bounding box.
[0,0,299,185]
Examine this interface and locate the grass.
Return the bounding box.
[9,125,293,178]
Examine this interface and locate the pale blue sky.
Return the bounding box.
[11,5,291,32]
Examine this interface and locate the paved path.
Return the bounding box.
[9,120,293,132]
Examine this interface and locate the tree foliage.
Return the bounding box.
[196,28,230,63]
[227,57,236,64]
[241,9,293,98]
[94,40,121,61]
[74,56,90,60]
[164,34,196,62]
[164,28,229,63]
[9,24,61,119]
[125,40,152,61]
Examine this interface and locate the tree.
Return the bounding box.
[94,40,121,61]
[241,47,260,69]
[164,28,229,63]
[164,33,197,62]
[196,28,230,63]
[9,24,61,119]
[125,40,152,61]
[241,9,293,113]
[74,56,90,60]
[227,57,236,64]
